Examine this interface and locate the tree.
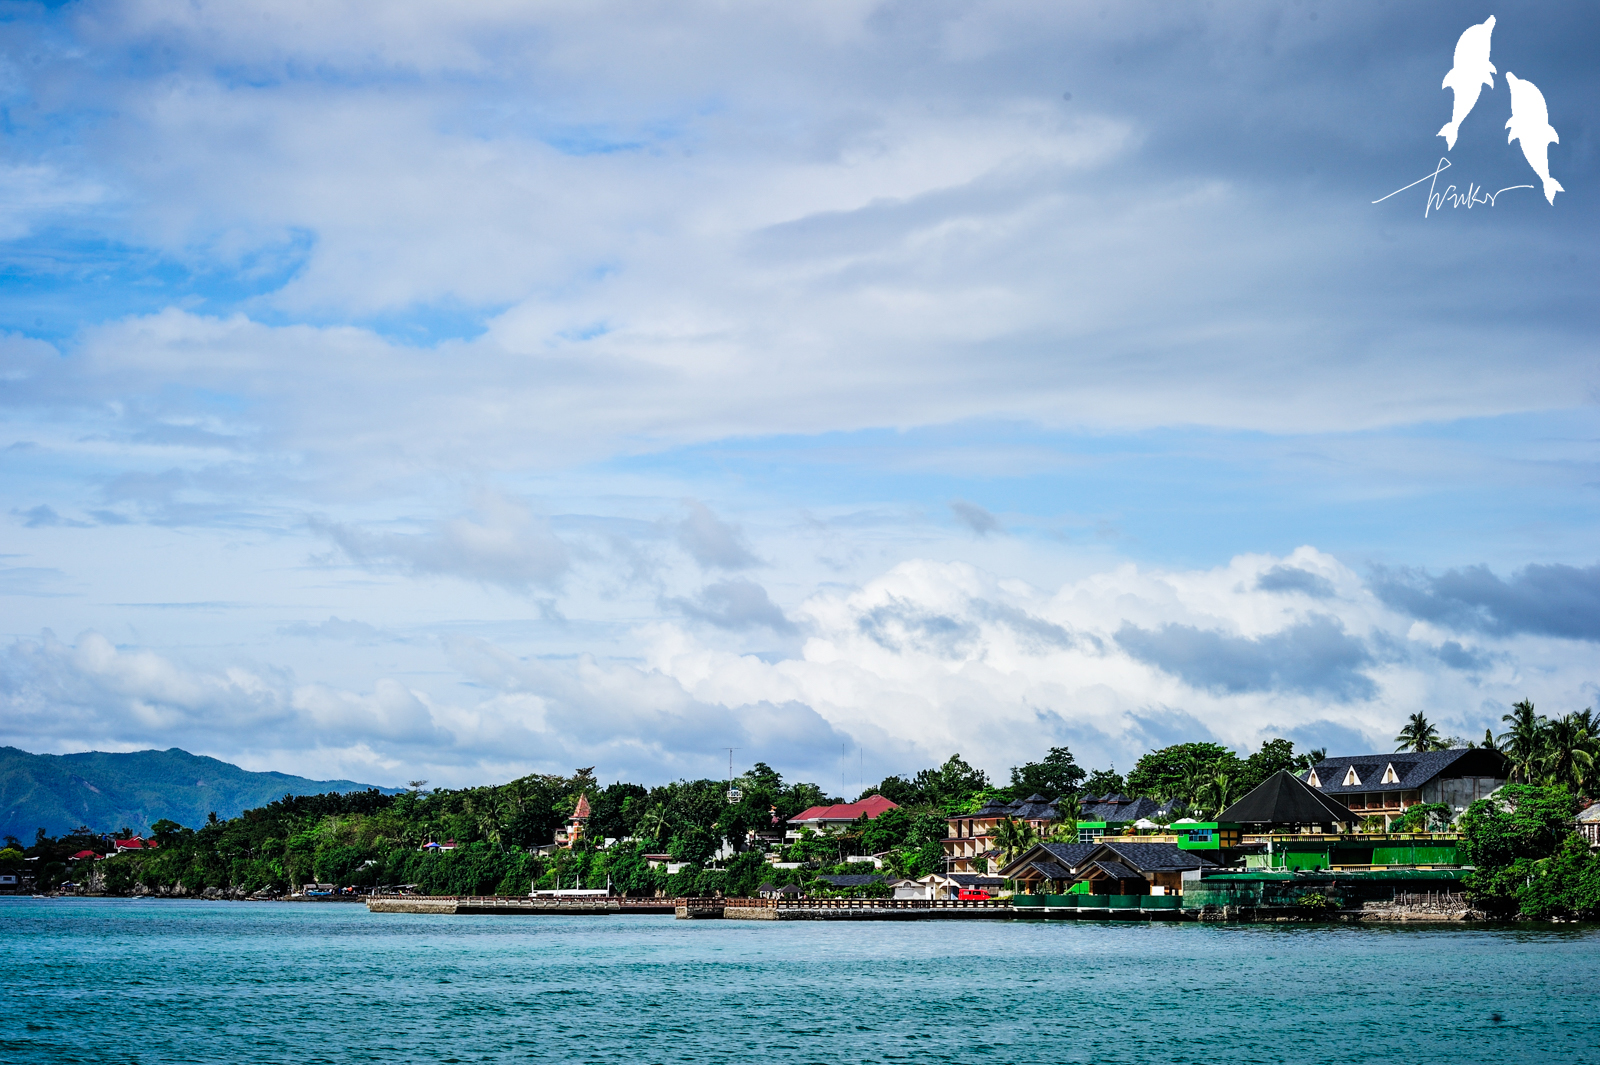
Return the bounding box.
[1124,743,1242,802]
[1499,700,1547,784]
[1197,772,1237,818]
[911,755,990,813]
[860,775,924,806]
[1007,746,1086,800]
[1394,712,1444,753]
[989,816,1037,868]
[1540,712,1597,794]
[1293,747,1327,771]
[1081,768,1125,795]
[1459,784,1579,913]
[1240,739,1298,794]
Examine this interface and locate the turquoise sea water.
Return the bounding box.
[3,898,1597,1065]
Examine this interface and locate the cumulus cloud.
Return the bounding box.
[311,494,570,593]
[950,500,1002,537]
[1371,562,1600,642]
[675,501,759,570]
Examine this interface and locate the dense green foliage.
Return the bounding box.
[1459,784,1600,919]
[1122,738,1301,816]
[1495,701,1598,792]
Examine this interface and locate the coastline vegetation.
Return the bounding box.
[4,720,1596,920]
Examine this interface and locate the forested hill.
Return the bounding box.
[0,747,400,839]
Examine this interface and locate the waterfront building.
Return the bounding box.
[785,794,899,843]
[998,840,1218,895]
[1220,770,1359,833]
[917,871,1008,899]
[1300,748,1510,826]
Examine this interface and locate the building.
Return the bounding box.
[556,794,592,847]
[943,794,1073,873]
[1071,795,1181,842]
[995,841,1098,893]
[70,850,101,861]
[1576,803,1600,848]
[785,794,899,842]
[999,840,1218,896]
[112,837,150,853]
[1220,770,1360,833]
[1301,748,1510,825]
[917,872,1008,899]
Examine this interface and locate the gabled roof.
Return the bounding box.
[1576,804,1600,824]
[1221,770,1355,826]
[1085,860,1143,881]
[1093,841,1214,873]
[922,873,1006,887]
[790,795,899,824]
[572,795,592,819]
[1028,860,1074,880]
[1301,748,1510,794]
[71,850,99,859]
[995,841,1098,880]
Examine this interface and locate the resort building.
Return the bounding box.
[785,794,898,842]
[1300,748,1510,824]
[943,794,1066,873]
[998,840,1219,896]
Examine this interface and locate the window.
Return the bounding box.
[1342,766,1362,786]
[1381,763,1400,784]
[1306,768,1321,787]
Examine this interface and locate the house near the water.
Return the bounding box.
[1300,748,1510,825]
[785,794,899,843]
[555,795,592,847]
[998,840,1218,895]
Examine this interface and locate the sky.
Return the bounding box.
[1,0,1596,794]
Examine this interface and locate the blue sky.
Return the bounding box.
[1,1,1596,791]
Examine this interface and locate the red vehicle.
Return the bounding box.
[957,889,991,900]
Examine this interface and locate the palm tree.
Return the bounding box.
[1394,712,1443,753]
[1179,752,1211,807]
[638,803,671,844]
[1046,795,1081,844]
[1498,700,1547,784]
[1293,748,1327,771]
[1540,712,1597,792]
[991,816,1037,867]
[1199,772,1236,819]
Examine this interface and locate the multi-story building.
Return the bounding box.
[1302,748,1510,826]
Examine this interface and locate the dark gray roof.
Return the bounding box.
[1221,770,1355,826]
[816,874,885,888]
[1028,860,1074,880]
[1079,796,1163,823]
[1302,748,1510,794]
[1094,841,1211,873]
[1086,860,1142,881]
[1009,797,1060,820]
[996,841,1098,880]
[1039,842,1099,868]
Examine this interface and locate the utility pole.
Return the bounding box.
[725,748,741,802]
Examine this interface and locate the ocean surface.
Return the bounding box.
[3,897,1597,1065]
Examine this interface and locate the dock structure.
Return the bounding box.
[365,895,675,915]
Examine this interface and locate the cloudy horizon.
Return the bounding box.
[2,1,1596,791]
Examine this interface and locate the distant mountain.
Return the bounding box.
[0,746,402,840]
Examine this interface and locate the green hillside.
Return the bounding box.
[0,747,400,839]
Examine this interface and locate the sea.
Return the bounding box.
[2,897,1597,1064]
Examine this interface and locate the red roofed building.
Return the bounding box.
[112,837,148,853]
[71,850,101,861]
[785,794,899,842]
[556,794,592,848]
